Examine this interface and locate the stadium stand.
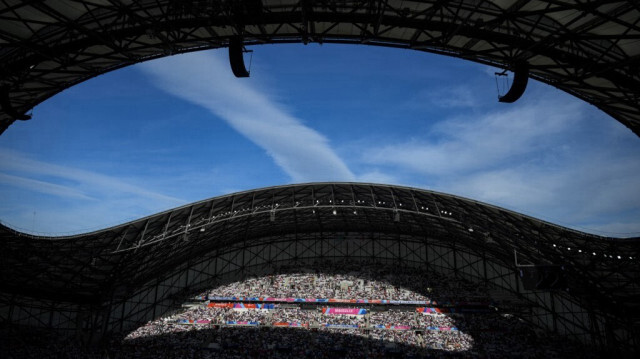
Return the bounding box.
[2,183,639,357]
[1,1,639,356]
[3,262,598,358]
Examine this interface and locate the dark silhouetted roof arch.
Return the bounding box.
[0,1,639,135]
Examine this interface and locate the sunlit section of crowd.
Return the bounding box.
[3,262,593,358]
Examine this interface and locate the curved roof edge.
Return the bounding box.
[1,182,637,242]
[1,1,639,136]
[1,182,639,338]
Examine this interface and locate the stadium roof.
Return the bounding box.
[1,183,639,317]
[1,0,639,135]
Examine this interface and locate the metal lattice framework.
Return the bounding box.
[1,183,639,353]
[0,0,639,135]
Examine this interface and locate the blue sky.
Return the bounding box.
[1,44,639,237]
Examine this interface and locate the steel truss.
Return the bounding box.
[1,182,639,353]
[0,1,639,135]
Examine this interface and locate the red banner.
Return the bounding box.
[208,302,233,308]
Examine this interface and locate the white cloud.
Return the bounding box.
[358,93,640,237]
[440,157,640,227]
[2,48,637,238]
[584,220,640,237]
[355,170,402,185]
[0,172,94,200]
[410,86,479,109]
[364,97,583,175]
[446,131,639,224]
[442,168,555,209]
[0,149,188,234]
[0,149,185,204]
[1,198,154,235]
[139,52,355,183]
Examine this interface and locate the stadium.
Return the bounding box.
[2,183,639,357]
[1,1,640,358]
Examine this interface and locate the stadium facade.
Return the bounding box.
[1,183,639,355]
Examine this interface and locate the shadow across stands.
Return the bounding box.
[1,261,596,358]
[112,324,590,359]
[114,326,459,359]
[1,320,593,359]
[117,261,593,358]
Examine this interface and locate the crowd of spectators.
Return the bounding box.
[116,326,479,359]
[4,262,595,358]
[114,321,587,358]
[205,262,489,304]
[125,307,435,333]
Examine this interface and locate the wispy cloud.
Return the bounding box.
[355,170,402,185]
[2,46,637,238]
[0,149,187,234]
[359,91,640,236]
[0,149,185,204]
[442,156,640,223]
[408,86,479,109]
[0,172,94,200]
[139,52,355,183]
[364,96,583,176]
